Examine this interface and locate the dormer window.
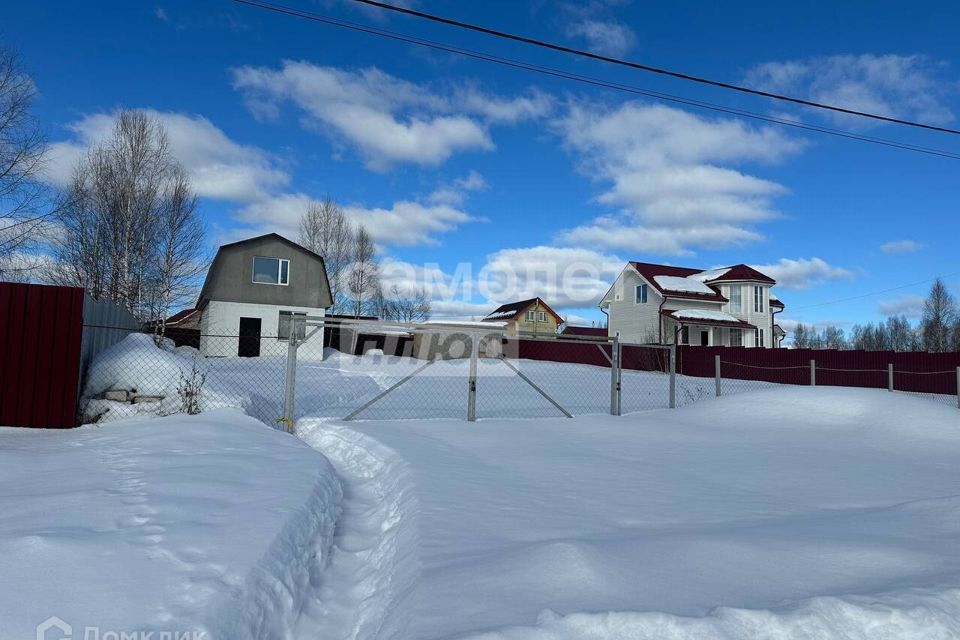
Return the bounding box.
[253,256,290,285]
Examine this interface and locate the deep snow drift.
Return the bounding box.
[344,387,960,639]
[0,410,343,639]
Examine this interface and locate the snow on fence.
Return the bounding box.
[75,318,960,428]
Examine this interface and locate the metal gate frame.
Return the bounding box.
[276,316,678,428]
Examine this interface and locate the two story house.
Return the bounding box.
[599,262,784,348]
[196,233,332,357]
[482,297,563,337]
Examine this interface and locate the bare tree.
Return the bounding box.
[381,284,431,322]
[147,166,206,331]
[822,325,847,350]
[53,110,205,322]
[886,316,917,352]
[346,224,379,317]
[299,197,353,313]
[0,46,52,278]
[921,278,956,352]
[792,323,810,349]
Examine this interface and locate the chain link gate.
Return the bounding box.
[274,317,682,426]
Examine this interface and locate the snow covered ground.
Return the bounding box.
[0,409,416,640]
[342,387,960,639]
[10,334,960,639]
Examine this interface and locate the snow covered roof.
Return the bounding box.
[663,309,754,328]
[653,275,717,295]
[691,268,730,283]
[422,319,507,329]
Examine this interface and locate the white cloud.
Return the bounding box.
[567,19,636,57]
[878,294,925,318]
[154,7,169,22]
[456,88,553,124]
[231,62,549,170]
[478,246,623,309]
[752,257,854,290]
[744,54,955,128]
[372,245,625,321]
[777,317,851,334]
[46,110,289,202]
[344,201,477,246]
[880,239,924,254]
[231,193,478,247]
[553,101,805,255]
[428,170,488,205]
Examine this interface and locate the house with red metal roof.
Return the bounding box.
[599,262,785,347]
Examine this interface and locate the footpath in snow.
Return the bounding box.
[0,409,416,640]
[345,386,960,640]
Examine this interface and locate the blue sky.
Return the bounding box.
[8,0,960,328]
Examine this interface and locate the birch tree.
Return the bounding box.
[146,166,206,331]
[346,225,379,317]
[299,197,353,313]
[53,110,205,322]
[0,46,52,278]
[920,278,956,352]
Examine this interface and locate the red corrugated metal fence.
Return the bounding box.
[0,283,86,428]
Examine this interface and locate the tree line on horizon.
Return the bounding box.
[792,279,960,352]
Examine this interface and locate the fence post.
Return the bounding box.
[810,359,816,387]
[467,335,479,422]
[609,338,622,416]
[956,367,959,410]
[281,322,300,433]
[669,343,677,409]
[715,354,721,397]
[888,364,894,392]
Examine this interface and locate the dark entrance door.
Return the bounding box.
[700,330,709,346]
[238,317,262,357]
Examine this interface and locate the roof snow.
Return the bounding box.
[670,309,745,323]
[691,268,731,283]
[653,275,717,295]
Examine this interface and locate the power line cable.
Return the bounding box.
[789,270,960,311]
[228,0,960,160]
[345,0,960,136]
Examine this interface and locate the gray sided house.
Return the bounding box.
[197,233,332,357]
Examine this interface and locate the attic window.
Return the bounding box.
[253,257,290,285]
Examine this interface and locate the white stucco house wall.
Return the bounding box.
[195,234,332,357]
[599,262,785,348]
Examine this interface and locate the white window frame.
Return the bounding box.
[753,285,764,313]
[730,328,743,347]
[755,327,765,348]
[636,283,648,304]
[253,256,290,286]
[526,310,535,321]
[730,286,742,313]
[538,311,547,322]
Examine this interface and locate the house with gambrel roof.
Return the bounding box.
[599,262,785,348]
[482,297,563,337]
